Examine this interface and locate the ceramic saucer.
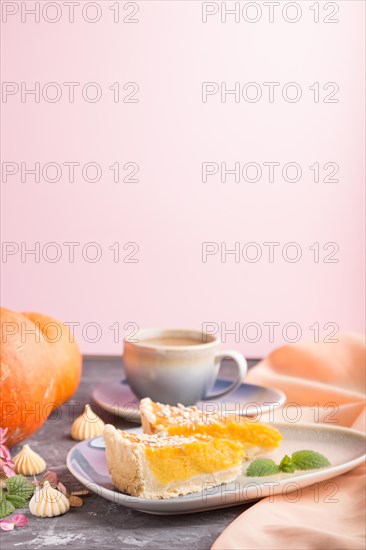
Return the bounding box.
[92,377,286,422]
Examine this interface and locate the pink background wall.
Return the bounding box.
[1,1,365,357]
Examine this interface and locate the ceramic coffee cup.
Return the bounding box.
[123,328,247,405]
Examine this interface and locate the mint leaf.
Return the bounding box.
[281,463,296,473]
[291,450,330,470]
[5,494,28,509]
[246,450,331,478]
[6,475,34,500]
[279,455,296,473]
[247,458,280,477]
[279,454,292,467]
[0,498,15,519]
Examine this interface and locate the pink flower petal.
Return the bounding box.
[2,464,16,477]
[41,471,58,487]
[0,445,12,461]
[57,482,68,496]
[0,520,15,531]
[12,515,29,527]
[0,427,9,445]
[0,447,11,461]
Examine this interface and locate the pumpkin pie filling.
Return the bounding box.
[145,436,245,484]
[104,398,282,499]
[140,398,282,456]
[103,425,244,498]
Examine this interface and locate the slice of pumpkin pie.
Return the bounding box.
[140,398,282,457]
[103,424,244,499]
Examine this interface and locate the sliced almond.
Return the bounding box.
[69,495,84,507]
[71,489,90,496]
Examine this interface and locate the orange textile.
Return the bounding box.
[212,333,366,550]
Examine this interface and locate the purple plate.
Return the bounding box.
[66,424,366,515]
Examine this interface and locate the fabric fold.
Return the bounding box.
[212,333,366,550]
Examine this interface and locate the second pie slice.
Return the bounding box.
[140,398,282,457]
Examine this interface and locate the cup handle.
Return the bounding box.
[202,350,248,401]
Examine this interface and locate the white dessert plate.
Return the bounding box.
[67,423,366,515]
[92,377,286,422]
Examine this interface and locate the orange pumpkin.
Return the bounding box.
[22,312,82,408]
[0,308,82,447]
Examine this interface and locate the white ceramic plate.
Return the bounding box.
[67,423,366,515]
[92,377,286,422]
